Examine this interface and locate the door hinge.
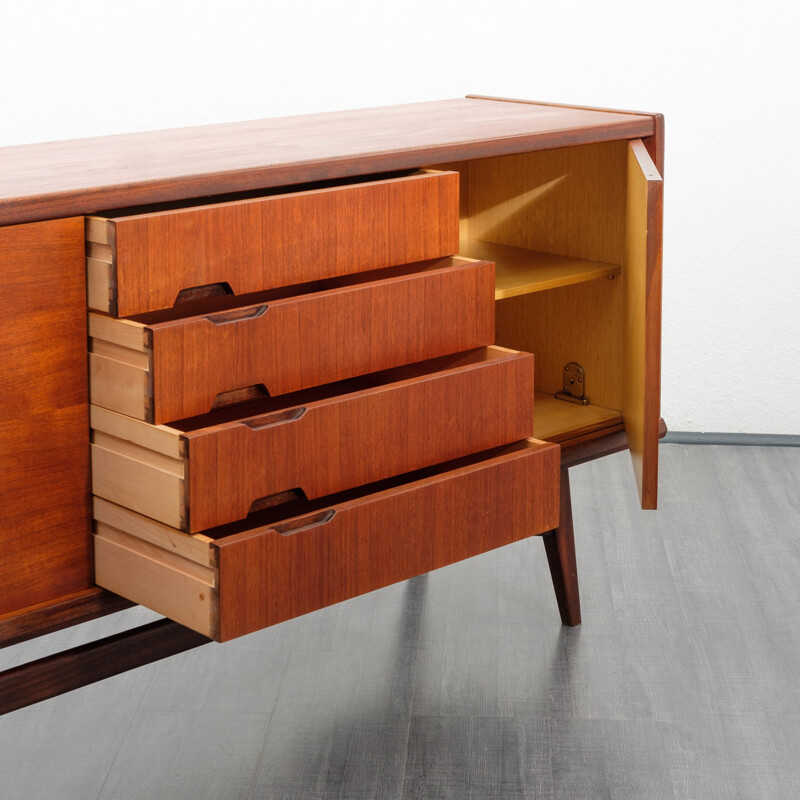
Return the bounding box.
[555,362,590,405]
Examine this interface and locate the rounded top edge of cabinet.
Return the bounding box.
[0,97,657,227]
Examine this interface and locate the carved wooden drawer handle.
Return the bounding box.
[241,407,306,430]
[271,509,336,536]
[206,304,268,324]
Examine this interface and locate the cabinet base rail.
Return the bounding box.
[0,619,209,715]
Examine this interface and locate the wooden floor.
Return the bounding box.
[2,444,799,799]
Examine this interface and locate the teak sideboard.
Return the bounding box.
[0,96,664,714]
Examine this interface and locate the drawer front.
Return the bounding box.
[90,347,535,532]
[86,170,460,317]
[89,257,495,424]
[93,439,561,642]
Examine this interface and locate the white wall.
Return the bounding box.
[2,1,798,434]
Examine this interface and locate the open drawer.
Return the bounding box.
[90,346,535,532]
[89,256,495,423]
[94,438,560,642]
[86,169,460,317]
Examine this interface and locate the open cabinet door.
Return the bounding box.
[624,139,663,509]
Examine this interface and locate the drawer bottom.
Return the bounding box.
[94,438,560,642]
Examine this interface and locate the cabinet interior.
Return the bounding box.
[428,139,630,444]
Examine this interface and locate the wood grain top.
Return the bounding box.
[0,97,655,226]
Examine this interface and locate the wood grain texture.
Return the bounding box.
[467,141,627,265]
[86,257,113,312]
[215,439,560,641]
[94,534,215,637]
[560,417,666,470]
[458,239,621,299]
[90,435,186,529]
[88,345,151,421]
[90,347,534,532]
[93,497,213,566]
[0,98,654,226]
[0,588,132,649]
[495,276,624,410]
[0,218,92,617]
[0,619,209,715]
[95,524,213,585]
[624,140,663,509]
[90,405,182,459]
[97,257,495,423]
[88,314,147,350]
[533,392,622,443]
[644,114,665,178]
[88,170,460,316]
[541,469,581,625]
[468,92,666,177]
[478,137,662,506]
[182,347,534,530]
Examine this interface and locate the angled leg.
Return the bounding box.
[542,468,581,626]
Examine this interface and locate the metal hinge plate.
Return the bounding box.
[555,362,590,405]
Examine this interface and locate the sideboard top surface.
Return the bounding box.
[0,96,654,226]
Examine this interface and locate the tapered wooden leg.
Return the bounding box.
[542,469,581,626]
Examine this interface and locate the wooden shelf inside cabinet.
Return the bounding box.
[457,239,621,300]
[533,392,622,443]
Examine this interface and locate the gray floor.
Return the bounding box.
[2,443,799,800]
